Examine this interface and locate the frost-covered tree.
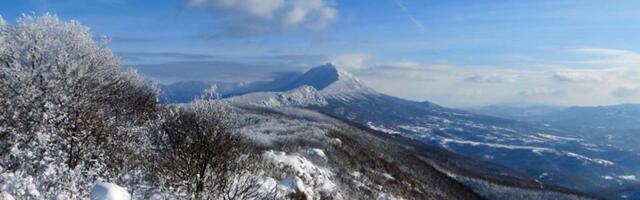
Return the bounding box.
[0,13,156,198]
[0,13,286,200]
[148,101,269,200]
[201,83,222,100]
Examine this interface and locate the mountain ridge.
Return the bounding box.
[160,64,640,199]
[467,103,640,129]
[159,63,376,103]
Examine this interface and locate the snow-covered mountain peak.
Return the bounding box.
[160,63,378,103]
[294,63,376,98]
[283,63,340,91]
[311,62,357,82]
[222,64,378,107]
[322,62,355,79]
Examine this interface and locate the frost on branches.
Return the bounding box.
[0,13,156,199]
[0,13,283,200]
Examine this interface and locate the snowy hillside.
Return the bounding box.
[225,104,596,200]
[214,64,640,200]
[158,63,640,199]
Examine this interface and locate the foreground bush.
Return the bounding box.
[147,102,270,200]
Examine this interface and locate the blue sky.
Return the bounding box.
[2,0,640,107]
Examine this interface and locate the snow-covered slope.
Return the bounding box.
[312,87,640,200]
[218,64,640,200]
[227,104,595,200]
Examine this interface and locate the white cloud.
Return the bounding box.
[186,0,337,36]
[464,74,518,83]
[188,0,284,17]
[612,85,640,98]
[570,48,637,57]
[384,61,423,69]
[375,61,453,71]
[552,70,606,82]
[568,48,640,67]
[328,53,368,70]
[348,49,640,107]
[518,88,564,97]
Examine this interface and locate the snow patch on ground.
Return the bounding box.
[367,122,401,134]
[90,183,130,200]
[280,176,296,189]
[398,125,432,134]
[563,152,615,166]
[618,175,637,181]
[438,137,615,166]
[538,173,549,179]
[306,148,328,163]
[381,173,395,180]
[439,137,553,153]
[536,133,584,142]
[1,192,15,200]
[263,150,340,199]
[329,138,342,146]
[377,192,403,200]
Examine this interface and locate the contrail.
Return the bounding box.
[394,0,426,32]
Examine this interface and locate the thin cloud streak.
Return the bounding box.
[394,0,426,32]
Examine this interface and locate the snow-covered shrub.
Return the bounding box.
[0,169,40,199]
[146,102,272,199]
[0,13,156,199]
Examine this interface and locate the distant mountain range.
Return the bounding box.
[465,105,566,120]
[468,103,640,130]
[159,64,640,200]
[158,73,304,103]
